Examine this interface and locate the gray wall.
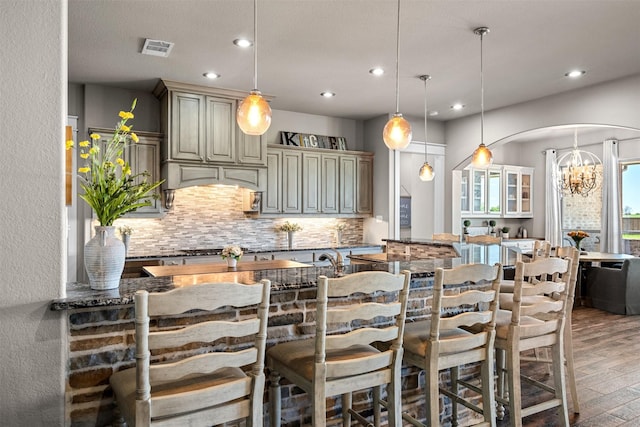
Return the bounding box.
[444,73,640,234]
[1,1,66,425]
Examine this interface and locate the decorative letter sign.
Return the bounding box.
[280,131,348,151]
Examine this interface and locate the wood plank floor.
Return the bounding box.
[496,306,640,427]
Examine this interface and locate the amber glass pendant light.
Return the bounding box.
[382,0,412,150]
[470,27,493,168]
[418,75,435,181]
[237,0,272,135]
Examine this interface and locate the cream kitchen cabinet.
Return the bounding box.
[469,167,502,217]
[154,80,270,195]
[89,128,163,216]
[503,166,534,218]
[265,145,373,217]
[263,148,302,214]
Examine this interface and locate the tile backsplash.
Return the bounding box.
[112,185,363,255]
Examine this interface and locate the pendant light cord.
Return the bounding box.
[480,30,485,146]
[253,0,258,91]
[394,0,401,113]
[422,75,430,161]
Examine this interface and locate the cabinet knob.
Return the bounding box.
[199,155,204,162]
[207,156,213,161]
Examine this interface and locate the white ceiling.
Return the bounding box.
[68,0,640,122]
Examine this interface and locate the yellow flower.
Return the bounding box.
[78,167,90,174]
[90,133,100,140]
[123,165,131,175]
[116,158,125,166]
[79,140,90,147]
[120,125,130,132]
[65,140,74,150]
[130,132,139,143]
[80,153,89,159]
[89,146,99,155]
[105,161,114,168]
[118,111,134,120]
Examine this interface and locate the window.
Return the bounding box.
[621,161,640,256]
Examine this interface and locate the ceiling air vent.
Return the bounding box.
[141,39,174,57]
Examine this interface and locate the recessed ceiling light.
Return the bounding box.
[451,103,465,110]
[203,72,220,79]
[428,111,439,117]
[233,38,253,48]
[320,91,335,98]
[565,70,586,78]
[369,67,384,76]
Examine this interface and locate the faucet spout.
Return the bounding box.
[318,250,345,276]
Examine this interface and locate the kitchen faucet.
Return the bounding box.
[318,250,345,276]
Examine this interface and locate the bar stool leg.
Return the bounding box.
[268,370,282,427]
[342,392,352,426]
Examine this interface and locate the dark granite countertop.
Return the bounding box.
[51,260,432,311]
[125,243,384,260]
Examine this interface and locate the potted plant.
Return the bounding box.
[278,221,303,249]
[489,220,497,236]
[463,220,471,235]
[221,245,244,268]
[501,226,511,239]
[68,99,164,290]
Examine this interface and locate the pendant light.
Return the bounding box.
[382,0,412,150]
[470,27,493,168]
[418,75,434,181]
[236,0,272,136]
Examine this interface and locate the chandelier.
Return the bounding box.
[555,129,601,197]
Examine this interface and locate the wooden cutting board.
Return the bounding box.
[143,259,313,277]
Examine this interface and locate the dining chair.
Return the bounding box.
[432,232,461,243]
[532,240,552,260]
[494,256,573,426]
[466,234,502,245]
[402,263,502,427]
[498,246,580,414]
[109,280,271,427]
[267,270,411,427]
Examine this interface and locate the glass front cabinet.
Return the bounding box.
[503,166,534,218]
[461,165,532,218]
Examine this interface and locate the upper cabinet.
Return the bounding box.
[462,164,533,218]
[264,145,374,217]
[154,80,269,192]
[503,166,534,217]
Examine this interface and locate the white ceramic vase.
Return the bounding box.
[122,234,130,255]
[227,257,238,268]
[287,231,295,250]
[84,226,125,290]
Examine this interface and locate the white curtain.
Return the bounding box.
[601,139,622,253]
[545,149,562,247]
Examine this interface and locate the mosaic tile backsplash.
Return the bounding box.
[111,185,364,255]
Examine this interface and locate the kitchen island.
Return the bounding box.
[51,244,517,426]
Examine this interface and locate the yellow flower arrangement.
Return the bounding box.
[66,99,164,226]
[278,221,302,232]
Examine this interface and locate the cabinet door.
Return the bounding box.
[262,151,281,213]
[504,169,519,215]
[356,156,373,214]
[321,153,339,213]
[171,91,205,161]
[128,135,162,214]
[340,155,357,214]
[302,152,321,213]
[520,170,533,216]
[204,96,235,163]
[471,169,486,214]
[487,168,502,215]
[282,151,302,213]
[461,169,470,213]
[237,132,267,166]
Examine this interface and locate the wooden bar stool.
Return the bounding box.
[402,263,502,427]
[432,232,461,243]
[494,257,573,426]
[267,270,411,427]
[109,280,271,427]
[466,234,502,245]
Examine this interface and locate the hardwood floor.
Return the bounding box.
[496,306,640,427]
